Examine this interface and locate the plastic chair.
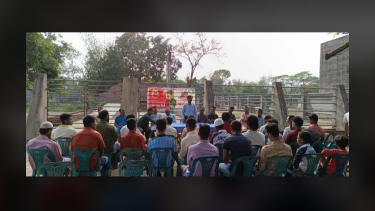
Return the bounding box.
[319,153,349,177]
[188,156,218,177]
[70,149,101,177]
[286,153,321,177]
[119,148,146,161]
[311,141,324,153]
[27,149,57,177]
[258,155,292,177]
[118,160,150,177]
[214,143,224,176]
[251,145,262,156]
[228,156,260,177]
[36,162,76,177]
[150,148,174,177]
[55,137,72,157]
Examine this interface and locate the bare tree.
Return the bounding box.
[173,33,224,85]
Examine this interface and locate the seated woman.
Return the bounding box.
[318,135,349,176]
[288,130,316,176]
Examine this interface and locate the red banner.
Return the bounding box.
[147,87,195,109]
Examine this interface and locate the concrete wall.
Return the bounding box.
[319,35,349,90]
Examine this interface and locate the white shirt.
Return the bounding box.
[120,125,146,141]
[343,112,349,125]
[155,125,178,138]
[242,130,265,146]
[179,130,200,159]
[51,125,76,140]
[283,127,292,140]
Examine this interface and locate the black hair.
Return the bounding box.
[156,118,167,131]
[39,128,52,135]
[308,113,319,123]
[198,124,210,139]
[335,135,349,149]
[216,124,224,130]
[293,116,304,127]
[247,115,259,131]
[222,112,231,121]
[298,130,312,143]
[147,108,153,112]
[98,110,109,120]
[264,115,273,120]
[126,114,136,119]
[126,118,136,130]
[186,118,197,130]
[60,113,72,123]
[166,116,173,125]
[267,118,278,124]
[265,123,279,137]
[231,120,242,132]
[83,115,95,127]
[258,109,263,113]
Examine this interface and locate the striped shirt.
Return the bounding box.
[210,129,231,145]
[147,134,178,167]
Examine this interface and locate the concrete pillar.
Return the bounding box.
[26,73,48,141]
[203,80,214,112]
[334,85,349,130]
[121,77,139,117]
[272,82,288,130]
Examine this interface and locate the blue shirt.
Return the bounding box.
[257,115,264,127]
[181,103,198,120]
[147,135,178,167]
[151,113,162,130]
[223,133,252,172]
[115,115,126,127]
[162,114,177,123]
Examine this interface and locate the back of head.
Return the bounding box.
[214,118,224,130]
[126,114,136,119]
[83,115,95,127]
[298,130,312,143]
[267,118,278,124]
[198,124,210,139]
[308,113,319,123]
[293,116,304,127]
[247,115,259,131]
[265,123,279,137]
[186,118,196,130]
[156,118,167,131]
[60,113,72,124]
[166,116,173,125]
[39,121,53,135]
[288,115,295,121]
[222,112,231,121]
[126,118,136,130]
[98,110,109,120]
[231,120,242,133]
[264,115,273,121]
[335,135,349,149]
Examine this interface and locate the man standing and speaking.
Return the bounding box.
[181,95,197,123]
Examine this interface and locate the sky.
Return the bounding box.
[59,32,347,82]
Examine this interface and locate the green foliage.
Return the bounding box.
[270,71,319,94]
[83,33,182,82]
[210,69,231,85]
[26,32,78,89]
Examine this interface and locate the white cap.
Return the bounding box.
[40,121,53,129]
[214,118,224,127]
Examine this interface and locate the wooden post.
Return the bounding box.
[122,77,139,117]
[26,73,48,141]
[203,80,214,112]
[272,82,288,130]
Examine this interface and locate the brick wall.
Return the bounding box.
[319,35,349,90]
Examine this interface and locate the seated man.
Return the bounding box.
[120,118,146,152]
[207,106,219,124]
[179,118,200,163]
[209,118,231,145]
[180,115,198,139]
[318,135,349,176]
[284,116,303,156]
[257,123,293,176]
[162,109,177,123]
[114,108,127,137]
[177,124,218,176]
[219,120,252,176]
[51,113,77,154]
[137,108,156,143]
[96,110,118,169]
[288,130,316,176]
[27,121,71,174]
[242,115,265,156]
[150,106,162,139]
[197,107,208,123]
[71,115,111,177]
[120,114,146,141]
[161,116,178,139]
[147,119,178,177]
[307,113,325,141]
